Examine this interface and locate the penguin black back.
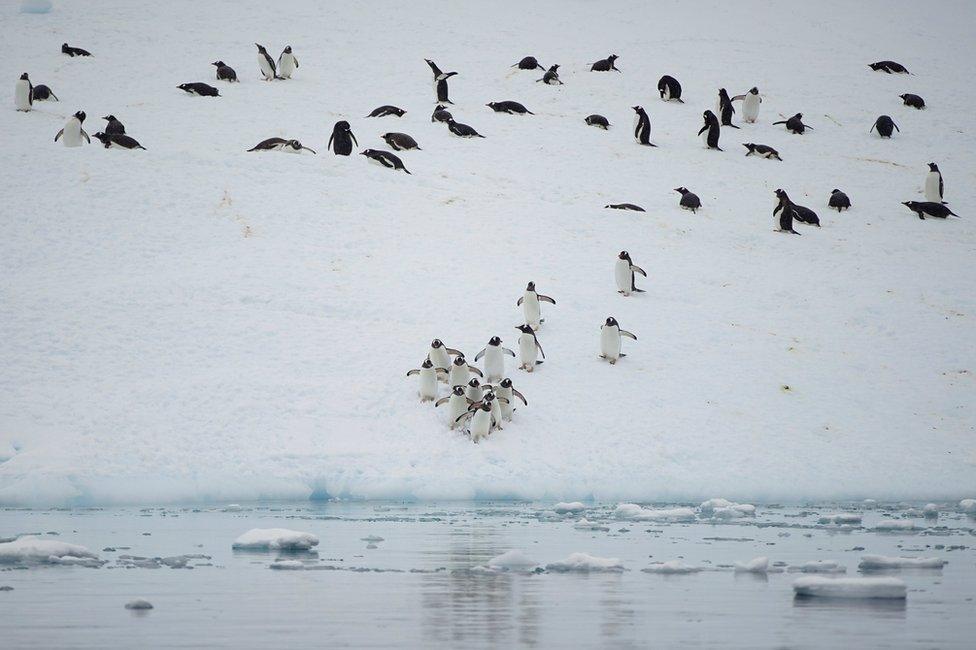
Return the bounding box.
[698,110,722,150]
[657,75,683,102]
[585,114,610,129]
[899,93,925,109]
[871,115,899,138]
[828,189,851,211]
[62,43,92,57]
[513,56,544,70]
[212,61,238,82]
[328,120,358,155]
[102,115,125,135]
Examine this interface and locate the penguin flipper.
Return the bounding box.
[620,330,638,340]
[512,389,528,406]
[445,347,463,356]
[516,296,524,306]
[434,396,450,407]
[54,128,64,142]
[728,124,740,129]
[676,98,684,104]
[731,94,745,101]
[81,129,90,144]
[468,365,484,378]
[632,265,647,277]
[474,348,486,362]
[406,369,420,376]
[502,348,516,357]
[538,295,556,305]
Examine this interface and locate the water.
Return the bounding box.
[1,501,973,648]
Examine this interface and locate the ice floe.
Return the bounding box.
[959,499,976,513]
[545,552,624,573]
[232,528,319,551]
[734,556,769,573]
[873,520,916,532]
[487,550,539,571]
[858,555,946,570]
[817,513,862,525]
[573,518,610,531]
[641,560,703,574]
[698,498,755,519]
[787,560,846,574]
[553,502,586,514]
[793,576,907,599]
[614,504,697,522]
[0,536,101,565]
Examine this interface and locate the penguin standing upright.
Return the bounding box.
[657,75,683,102]
[924,163,944,203]
[615,251,646,296]
[717,89,739,128]
[428,339,462,377]
[518,281,555,331]
[54,111,90,146]
[870,115,899,138]
[600,317,636,364]
[425,59,457,103]
[474,336,516,383]
[465,402,496,443]
[448,355,483,387]
[465,378,483,403]
[773,189,801,235]
[435,385,469,429]
[675,187,702,212]
[494,378,527,421]
[515,324,545,372]
[278,46,299,79]
[406,358,447,402]
[698,110,722,150]
[328,120,357,155]
[735,87,762,123]
[14,73,32,112]
[632,106,656,146]
[255,43,278,80]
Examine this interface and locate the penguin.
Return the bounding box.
[449,355,483,387]
[425,59,457,103]
[717,89,739,128]
[435,385,469,429]
[773,189,819,227]
[474,336,516,383]
[869,61,909,74]
[772,189,800,235]
[278,46,299,79]
[360,148,411,174]
[465,377,484,403]
[62,43,92,57]
[657,75,683,102]
[328,121,358,155]
[493,378,527,421]
[743,143,782,161]
[406,358,448,402]
[102,115,125,135]
[512,56,544,71]
[487,101,534,115]
[381,132,420,151]
[698,110,722,150]
[537,65,563,85]
[431,104,452,123]
[734,87,762,123]
[675,187,701,213]
[517,281,555,331]
[615,251,646,296]
[177,82,220,97]
[605,203,645,212]
[870,115,899,138]
[585,114,610,129]
[773,113,811,134]
[899,93,925,110]
[367,105,406,118]
[924,163,944,203]
[247,137,316,153]
[482,390,506,431]
[591,55,620,72]
[212,61,238,82]
[31,84,58,101]
[446,119,485,138]
[632,106,656,146]
[463,401,496,443]
[515,324,545,372]
[14,73,32,112]
[828,189,851,212]
[902,201,959,220]
[54,111,90,147]
[600,317,636,365]
[255,44,279,80]
[92,132,146,150]
[428,339,462,375]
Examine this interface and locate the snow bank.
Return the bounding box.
[817,513,862,525]
[614,504,697,522]
[858,555,946,570]
[0,536,99,564]
[545,553,624,573]
[960,499,976,513]
[788,560,846,574]
[641,561,703,574]
[231,528,319,551]
[487,550,539,571]
[793,577,907,599]
[553,502,586,514]
[734,556,769,574]
[874,520,916,532]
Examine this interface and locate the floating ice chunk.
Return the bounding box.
[573,518,610,531]
[641,560,703,574]
[959,499,976,513]
[698,498,734,513]
[858,555,946,570]
[232,528,319,551]
[787,560,846,574]
[269,560,306,570]
[554,502,586,514]
[360,535,385,543]
[734,556,769,573]
[817,513,862,525]
[487,550,539,571]
[873,520,915,532]
[614,504,696,522]
[699,499,755,518]
[793,576,906,599]
[125,599,154,610]
[222,504,244,512]
[0,536,99,564]
[545,552,624,573]
[922,504,939,518]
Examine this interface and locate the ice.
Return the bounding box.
[788,560,846,574]
[487,550,539,571]
[699,499,755,518]
[734,556,769,574]
[124,599,154,610]
[269,560,307,570]
[793,577,907,599]
[614,504,697,522]
[874,520,916,532]
[545,553,624,573]
[553,502,586,515]
[222,504,244,512]
[0,536,99,564]
[641,561,703,574]
[232,528,319,551]
[959,499,976,513]
[923,503,940,518]
[858,555,946,570]
[360,535,385,543]
[573,518,610,531]
[817,513,863,525]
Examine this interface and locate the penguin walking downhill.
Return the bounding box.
[717,89,739,128]
[515,324,545,372]
[428,339,462,376]
[774,113,812,134]
[900,93,925,109]
[14,73,32,112]
[465,378,483,403]
[733,87,762,123]
[493,378,527,421]
[902,201,959,220]
[328,121,357,155]
[657,75,683,102]
[772,189,801,234]
[924,163,944,203]
[600,317,636,365]
[475,337,516,383]
[615,251,646,296]
[381,132,420,151]
[425,59,457,103]
[449,355,483,387]
[92,132,146,150]
[255,44,279,80]
[828,189,851,211]
[461,401,496,443]
[360,148,411,174]
[698,110,722,150]
[31,84,58,101]
[538,65,563,85]
[870,115,899,138]
[446,119,485,138]
[590,54,620,72]
[518,281,555,331]
[869,60,909,74]
[212,61,238,82]
[487,101,533,115]
[585,114,610,129]
[435,385,469,429]
[102,115,125,135]
[675,187,701,212]
[743,143,782,161]
[406,358,448,402]
[367,105,406,118]
[178,82,220,97]
[54,111,90,146]
[513,56,544,70]
[278,46,299,79]
[632,106,656,146]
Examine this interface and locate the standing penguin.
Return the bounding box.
[657,75,683,102]
[474,337,516,383]
[600,317,636,365]
[482,390,506,431]
[772,189,801,235]
[278,46,299,79]
[425,59,457,103]
[773,113,812,134]
[734,87,762,123]
[464,401,496,443]
[494,378,527,421]
[698,110,722,150]
[717,89,739,128]
[406,359,448,402]
[255,43,278,80]
[870,115,899,138]
[591,54,620,72]
[435,385,469,429]
[328,120,358,155]
[773,190,819,227]
[515,324,545,372]
[924,163,945,203]
[537,65,563,85]
[632,106,656,146]
[465,378,483,403]
[449,355,483,387]
[14,73,32,111]
[102,115,125,135]
[615,251,646,296]
[517,281,556,331]
[675,187,702,212]
[828,189,851,211]
[54,111,90,146]
[428,339,462,376]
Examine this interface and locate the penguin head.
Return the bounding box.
[486,102,496,109]
[674,187,688,195]
[774,189,788,201]
[255,43,267,53]
[283,46,293,53]
[211,61,224,67]
[499,378,513,388]
[488,336,501,346]
[335,120,351,132]
[631,105,642,113]
[479,402,492,412]
[749,87,759,94]
[451,385,465,396]
[177,84,189,91]
[452,356,467,366]
[795,113,803,119]
[525,281,536,292]
[92,132,108,142]
[287,140,303,150]
[618,251,630,261]
[20,73,29,80]
[483,391,496,402]
[431,339,444,349]
[901,201,915,208]
[421,358,434,369]
[102,115,116,122]
[74,111,86,122]
[468,378,480,388]
[61,43,69,51]
[719,88,728,97]
[608,54,618,61]
[515,324,533,334]
[359,149,374,156]
[831,189,840,194]
[605,317,619,327]
[928,162,938,171]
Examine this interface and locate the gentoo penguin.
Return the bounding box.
[494,378,527,421]
[31,84,58,101]
[465,378,484,403]
[585,114,610,129]
[247,137,316,153]
[733,87,762,123]
[924,163,944,203]
[212,61,238,82]
[54,111,90,147]
[512,56,544,70]
[632,106,656,146]
[465,402,496,443]
[487,100,533,115]
[428,339,462,375]
[773,190,819,227]
[902,201,959,220]
[14,73,32,112]
[869,60,909,74]
[773,113,811,134]
[615,251,646,296]
[870,115,899,138]
[360,148,411,174]
[328,121,358,155]
[899,93,925,110]
[605,203,645,212]
[828,189,851,211]
[517,281,556,331]
[449,355,483,387]
[406,358,447,402]
[435,385,469,429]
[698,110,722,150]
[591,54,620,72]
[278,46,299,79]
[600,317,636,365]
[177,82,220,97]
[515,324,545,372]
[425,59,457,103]
[366,105,406,118]
[446,119,485,138]
[482,390,506,431]
[743,143,782,160]
[675,187,701,212]
[102,115,125,135]
[717,89,739,128]
[537,65,563,85]
[657,75,683,102]
[474,336,516,383]
[92,132,146,150]
[255,44,278,80]
[772,189,800,235]
[62,43,91,57]
[381,132,420,151]
[431,104,452,123]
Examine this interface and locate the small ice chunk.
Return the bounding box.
[734,556,769,573]
[124,599,153,610]
[222,504,244,512]
[232,528,319,551]
[858,555,946,570]
[959,499,976,513]
[0,536,99,564]
[554,502,586,514]
[922,504,939,518]
[269,560,306,570]
[699,499,755,518]
[487,550,539,571]
[817,513,862,525]
[874,520,915,531]
[793,576,906,599]
[641,560,702,574]
[614,504,696,522]
[573,518,610,531]
[788,560,846,574]
[545,552,624,573]
[360,535,385,543]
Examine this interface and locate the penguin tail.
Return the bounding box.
[404,169,412,175]
[137,145,146,150]
[729,124,740,129]
[676,98,685,104]
[477,134,485,138]
[526,110,535,115]
[50,91,59,101]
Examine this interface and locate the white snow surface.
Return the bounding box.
[0,536,98,563]
[545,553,624,573]
[0,1,974,507]
[858,555,946,570]
[614,503,696,522]
[792,577,907,600]
[231,528,319,551]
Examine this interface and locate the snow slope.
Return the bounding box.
[0,0,974,506]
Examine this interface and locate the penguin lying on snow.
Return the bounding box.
[774,113,811,134]
[899,93,925,109]
[381,132,420,151]
[538,65,563,85]
[103,115,125,135]
[605,203,644,212]
[924,163,944,203]
[361,149,411,174]
[92,132,146,150]
[328,121,357,155]
[871,115,899,137]
[743,143,781,160]
[902,201,959,220]
[600,317,636,365]
[366,105,406,118]
[487,101,533,115]
[62,43,92,57]
[869,60,909,74]
[178,82,220,97]
[585,114,610,129]
[15,73,32,111]
[32,84,58,101]
[615,251,646,296]
[658,75,683,102]
[591,54,620,72]
[212,61,238,82]
[431,104,452,123]
[512,56,544,71]
[675,187,701,212]
[248,138,316,153]
[828,189,851,211]
[446,119,485,138]
[773,189,819,232]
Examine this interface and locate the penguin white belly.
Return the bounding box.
[448,395,467,429]
[663,85,672,100]
[489,398,504,430]
[522,293,541,330]
[518,334,536,371]
[742,95,760,122]
[419,368,438,401]
[465,384,483,403]
[924,173,942,202]
[601,326,621,361]
[15,80,31,111]
[470,409,492,442]
[429,348,451,374]
[496,387,514,420]
[484,347,505,382]
[632,113,639,135]
[715,97,722,116]
[449,364,468,387]
[615,259,632,295]
[258,55,275,79]
[279,54,296,78]
[61,119,85,147]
